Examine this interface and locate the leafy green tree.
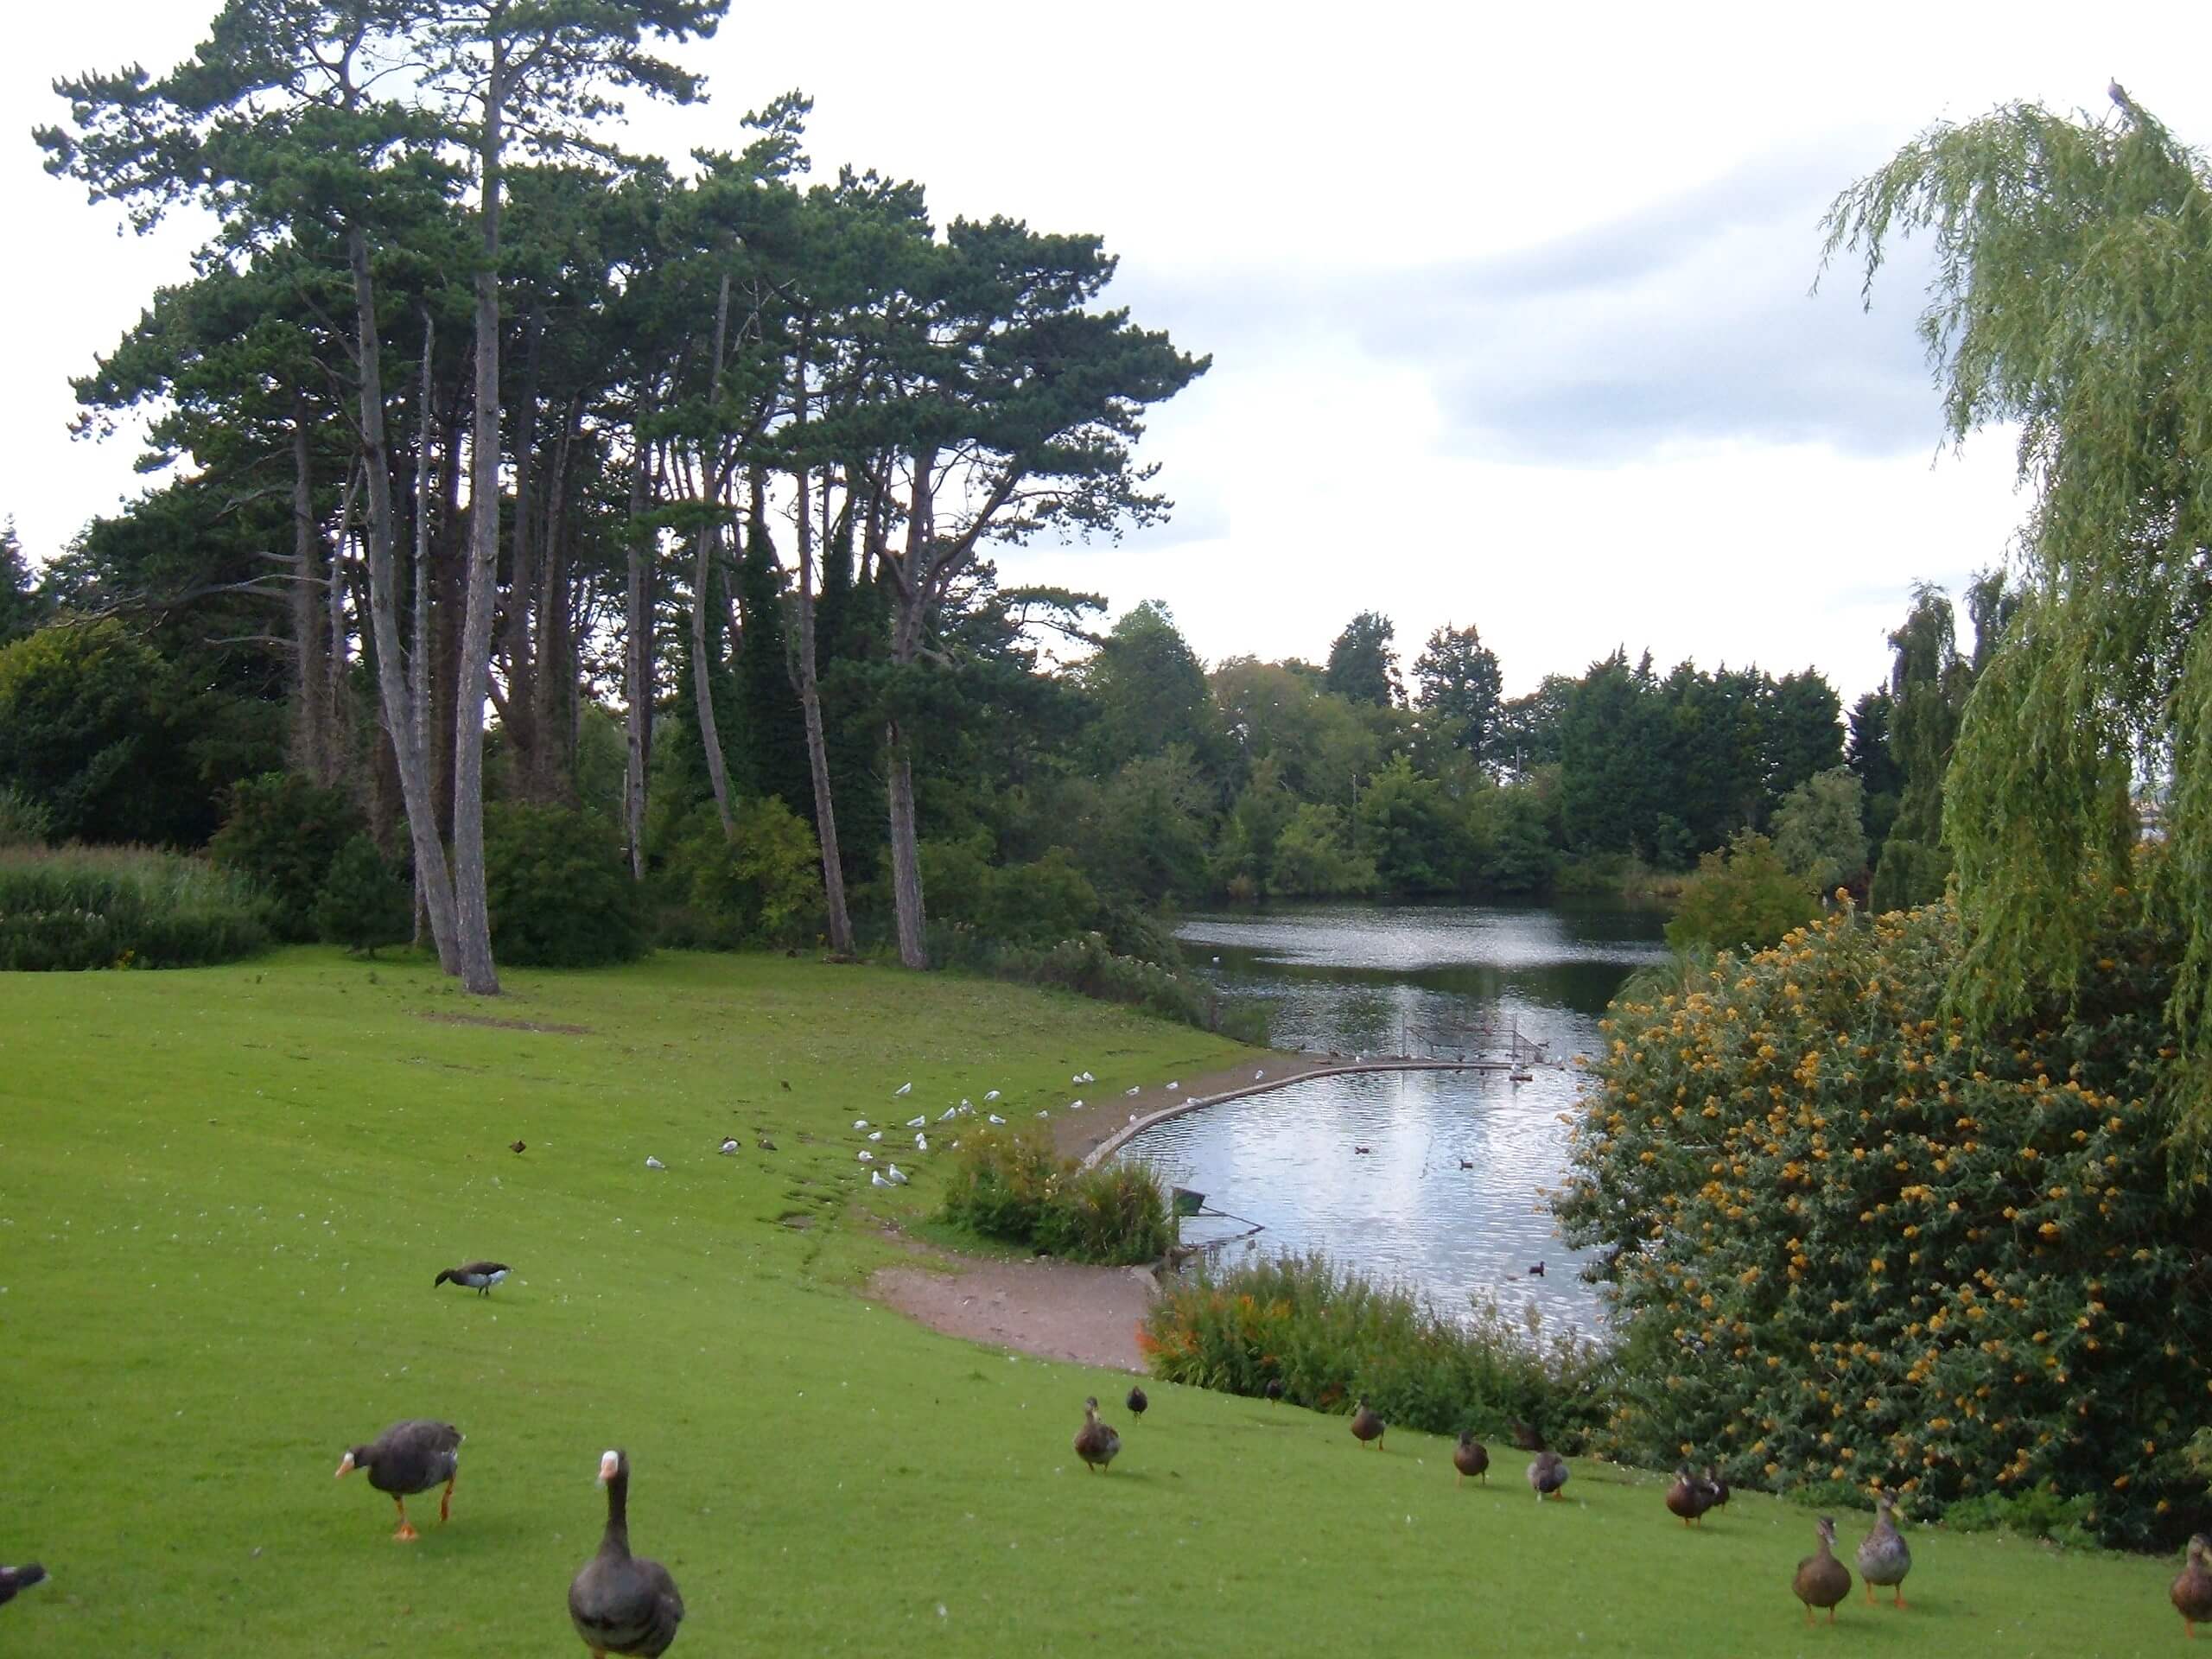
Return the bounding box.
[1764,670,1845,804]
[1770,766,1868,895]
[1357,753,1472,893]
[1846,689,1904,852]
[1493,674,1574,778]
[315,833,414,956]
[1078,749,1215,905]
[1824,91,2212,1104]
[1079,601,1221,774]
[208,772,365,942]
[0,524,46,646]
[1270,803,1376,897]
[1413,622,1503,764]
[1662,830,1824,955]
[1558,651,1665,855]
[1324,611,1402,708]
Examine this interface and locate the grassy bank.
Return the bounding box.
[0,949,2182,1655]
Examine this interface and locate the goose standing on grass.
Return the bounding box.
[1793,1516,1851,1625]
[433,1261,510,1297]
[1350,1396,1385,1450]
[1856,1493,1910,1607]
[1074,1397,1121,1472]
[1665,1463,1713,1527]
[0,1563,46,1607]
[335,1420,462,1541]
[1452,1430,1489,1487]
[2173,1535,2212,1637]
[569,1449,683,1658]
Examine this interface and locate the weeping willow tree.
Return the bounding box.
[1822,88,2212,1121]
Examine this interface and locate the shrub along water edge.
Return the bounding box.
[936,1126,1172,1266]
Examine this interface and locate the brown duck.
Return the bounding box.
[434,1261,511,1296]
[1350,1396,1385,1450]
[1794,1516,1852,1624]
[1452,1430,1490,1487]
[1856,1493,1910,1608]
[1666,1462,1713,1527]
[569,1449,684,1658]
[2173,1534,2212,1638]
[1074,1397,1121,1472]
[1527,1449,1569,1501]
[335,1420,462,1541]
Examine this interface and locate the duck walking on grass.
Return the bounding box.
[335,1420,462,1541]
[1794,1516,1852,1625]
[1350,1396,1385,1450]
[1263,1378,1284,1405]
[1666,1463,1713,1527]
[569,1449,684,1658]
[0,1564,47,1608]
[1856,1493,1910,1608]
[1126,1385,1148,1420]
[1527,1449,1568,1502]
[1452,1430,1489,1487]
[433,1261,510,1297]
[1075,1397,1121,1473]
[2172,1535,2212,1637]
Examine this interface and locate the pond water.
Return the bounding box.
[1120,902,1669,1336]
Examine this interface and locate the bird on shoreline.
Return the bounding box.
[1453,1430,1490,1487]
[0,1563,47,1608]
[434,1261,510,1297]
[1075,1397,1121,1472]
[2173,1535,2212,1637]
[336,1420,462,1541]
[1857,1494,1910,1608]
[1795,1516,1852,1625]
[569,1449,683,1658]
[1351,1396,1385,1450]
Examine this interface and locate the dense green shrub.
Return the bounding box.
[0,620,199,845]
[918,836,1101,947]
[0,844,268,969]
[936,1128,1171,1265]
[1558,896,2212,1546]
[1662,830,1824,954]
[483,803,647,968]
[208,772,364,941]
[1141,1251,1610,1446]
[663,797,823,949]
[314,834,412,956]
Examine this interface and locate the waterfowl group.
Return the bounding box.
[335,1420,462,1541]
[1073,1397,1122,1472]
[569,1450,684,1659]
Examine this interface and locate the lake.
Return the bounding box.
[1120,901,1668,1336]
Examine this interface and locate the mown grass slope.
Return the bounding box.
[0,949,2183,1655]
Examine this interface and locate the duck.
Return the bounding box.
[1074,1397,1121,1472]
[1856,1493,1910,1608]
[1126,1385,1148,1419]
[2173,1535,2212,1637]
[433,1261,511,1297]
[0,1563,47,1608]
[1793,1516,1852,1625]
[1702,1463,1730,1511]
[1352,1145,1373,1156]
[1665,1462,1713,1527]
[1509,1418,1545,1452]
[1528,1449,1569,1502]
[569,1449,683,1658]
[1350,1396,1386,1450]
[1527,1262,1546,1277]
[1452,1430,1490,1487]
[1263,1378,1284,1405]
[1458,1158,1474,1170]
[509,1140,527,1154]
[335,1420,462,1541]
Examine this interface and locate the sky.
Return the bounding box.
[9,3,2212,704]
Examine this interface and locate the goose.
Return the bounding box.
[0,1563,47,1607]
[984,1090,1001,1102]
[569,1450,683,1658]
[1452,1430,1490,1487]
[643,1157,664,1171]
[886,1165,909,1185]
[1856,1494,1910,1608]
[1073,1397,1121,1472]
[1126,1385,1148,1418]
[2174,1535,2212,1638]
[1350,1396,1385,1450]
[433,1261,511,1297]
[894,1083,912,1097]
[1527,1449,1569,1502]
[1665,1463,1713,1527]
[1794,1516,1852,1624]
[906,1116,926,1129]
[336,1420,462,1541]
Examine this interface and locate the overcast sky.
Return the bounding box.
[10,3,2211,703]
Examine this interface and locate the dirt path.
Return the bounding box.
[868,1247,1158,1371]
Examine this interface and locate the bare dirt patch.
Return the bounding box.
[417,1011,594,1036]
[870,1246,1157,1372]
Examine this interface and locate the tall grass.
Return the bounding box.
[0,843,270,969]
[936,1125,1173,1264]
[1141,1250,1612,1446]
[931,924,1271,1043]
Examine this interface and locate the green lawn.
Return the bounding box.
[0,949,2184,1655]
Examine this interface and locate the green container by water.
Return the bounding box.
[1172,1185,1205,1217]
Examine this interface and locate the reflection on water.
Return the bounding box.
[1124,901,1668,1334]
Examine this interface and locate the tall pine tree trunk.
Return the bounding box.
[790,450,853,955]
[449,48,506,996]
[624,431,654,880]
[883,454,936,969]
[348,224,461,973]
[690,271,736,836]
[288,395,332,783]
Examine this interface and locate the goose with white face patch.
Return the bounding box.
[433,1261,510,1298]
[569,1449,683,1657]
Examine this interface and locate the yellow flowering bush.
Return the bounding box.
[1557,898,2211,1545]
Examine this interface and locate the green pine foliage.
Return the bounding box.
[312,835,412,957]
[1560,893,2212,1546]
